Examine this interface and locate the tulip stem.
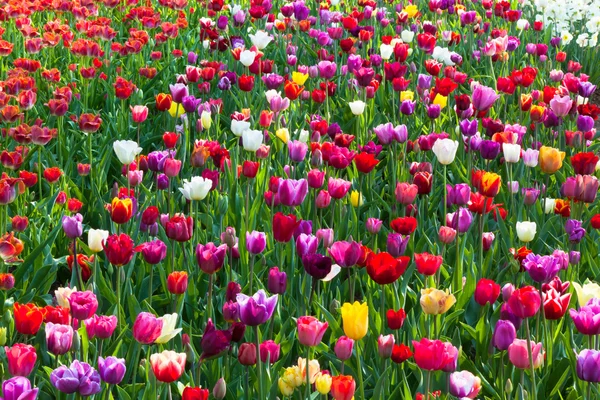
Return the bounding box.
[207,274,214,322]
[116,267,122,332]
[38,145,43,199]
[443,165,447,226]
[168,383,173,400]
[587,382,592,400]
[425,370,431,400]
[356,341,365,400]
[254,325,263,399]
[148,262,153,308]
[249,255,255,294]
[305,346,311,399]
[525,318,537,400]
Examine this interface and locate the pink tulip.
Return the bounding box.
[297,316,328,347]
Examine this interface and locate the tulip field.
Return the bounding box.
[2,0,600,398]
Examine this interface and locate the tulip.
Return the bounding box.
[340,301,368,340]
[242,129,263,152]
[113,140,141,165]
[278,179,308,207]
[272,213,299,243]
[51,360,101,396]
[238,343,257,365]
[13,303,44,335]
[503,143,521,163]
[414,252,443,276]
[132,312,163,344]
[516,221,536,242]
[103,233,135,266]
[131,105,148,123]
[268,267,287,294]
[412,338,456,371]
[395,182,418,204]
[167,271,188,294]
[348,100,365,115]
[259,340,280,364]
[327,178,352,199]
[474,278,501,305]
[98,356,126,385]
[492,320,517,351]
[246,231,267,254]
[84,315,117,340]
[328,241,361,268]
[297,316,328,347]
[136,239,167,265]
[200,319,232,360]
[432,138,459,165]
[420,288,456,315]
[315,372,332,394]
[182,387,210,400]
[508,339,544,369]
[4,343,37,376]
[165,214,193,242]
[569,307,600,335]
[543,288,571,320]
[367,252,409,284]
[522,253,561,283]
[378,334,395,358]
[196,243,227,274]
[150,350,186,383]
[539,146,565,174]
[330,375,356,400]
[62,214,83,238]
[508,286,541,318]
[472,84,500,111]
[576,349,600,383]
[180,176,212,201]
[68,291,98,320]
[573,281,600,307]
[449,371,482,399]
[1,376,38,400]
[236,290,278,326]
[45,323,73,355]
[88,229,109,253]
[212,378,226,399]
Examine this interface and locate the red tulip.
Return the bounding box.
[14,303,45,335]
[386,308,406,330]
[165,214,193,242]
[507,286,541,318]
[4,343,37,376]
[543,288,571,320]
[414,253,443,276]
[103,233,135,266]
[150,350,186,383]
[353,152,379,174]
[330,375,356,400]
[272,212,299,243]
[167,271,189,294]
[366,252,409,285]
[391,343,413,364]
[474,278,501,306]
[390,217,417,235]
[43,167,62,183]
[182,387,210,400]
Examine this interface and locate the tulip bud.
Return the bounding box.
[334,336,354,361]
[377,334,395,358]
[238,343,257,365]
[329,298,340,315]
[505,379,513,394]
[0,327,6,345]
[213,378,226,399]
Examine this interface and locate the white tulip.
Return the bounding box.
[516,221,537,242]
[242,129,263,152]
[249,30,273,50]
[55,286,77,309]
[113,140,142,165]
[503,143,521,163]
[231,120,250,137]
[348,100,366,115]
[432,139,459,165]
[544,198,556,214]
[401,30,414,43]
[155,313,182,344]
[179,176,212,201]
[298,129,310,143]
[265,89,280,103]
[200,111,212,130]
[88,229,109,253]
[239,50,256,67]
[380,44,394,60]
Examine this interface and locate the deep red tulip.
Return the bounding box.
[508,286,541,318]
[474,278,501,306]
[390,217,417,235]
[14,302,45,335]
[165,214,193,242]
[414,253,443,276]
[103,233,135,266]
[366,252,409,285]
[386,308,406,330]
[272,212,299,243]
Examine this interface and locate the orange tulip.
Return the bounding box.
[539,146,565,174]
[479,172,501,197]
[14,302,45,335]
[330,375,356,400]
[110,197,133,224]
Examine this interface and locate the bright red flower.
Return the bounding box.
[284,80,304,100]
[508,286,541,319]
[391,343,413,364]
[165,214,193,242]
[571,152,599,175]
[43,167,62,183]
[156,93,173,111]
[238,74,255,92]
[591,214,600,229]
[14,302,45,335]
[110,197,134,224]
[474,278,501,305]
[272,212,299,243]
[182,386,209,400]
[366,252,409,285]
[353,152,379,174]
[390,217,417,235]
[414,253,443,276]
[103,233,136,266]
[330,375,356,400]
[413,171,433,194]
[43,305,71,325]
[543,288,571,320]
[386,308,406,330]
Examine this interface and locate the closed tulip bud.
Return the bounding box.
[315,372,332,394]
[508,339,544,369]
[167,271,188,294]
[213,378,227,399]
[378,334,395,358]
[131,105,148,123]
[98,356,126,385]
[492,320,517,350]
[268,267,287,294]
[46,322,74,355]
[0,327,6,345]
[238,343,257,365]
[516,221,536,242]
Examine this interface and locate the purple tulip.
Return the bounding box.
[246,231,267,254]
[570,307,600,335]
[565,219,586,243]
[1,377,38,400]
[366,218,383,234]
[169,83,188,103]
[479,140,501,160]
[400,100,416,115]
[196,243,228,274]
[522,253,561,283]
[68,291,98,320]
[577,349,600,382]
[267,267,287,294]
[575,175,599,203]
[459,119,478,137]
[578,81,597,98]
[46,323,73,356]
[577,115,595,132]
[288,141,308,163]
[200,319,232,360]
[296,234,318,257]
[50,360,101,396]
[447,184,471,206]
[449,207,473,233]
[98,356,126,385]
[386,233,410,257]
[417,74,432,89]
[317,61,337,80]
[328,240,361,267]
[278,179,308,207]
[137,239,167,265]
[236,290,278,326]
[492,320,517,351]
[62,214,83,239]
[472,84,500,111]
[302,253,333,279]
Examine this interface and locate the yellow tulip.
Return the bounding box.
[315,372,332,394]
[350,191,363,207]
[282,366,303,388]
[400,90,414,101]
[276,128,290,144]
[200,111,212,130]
[278,378,295,396]
[420,288,456,315]
[403,4,419,18]
[573,281,600,307]
[340,301,369,340]
[292,71,309,86]
[433,94,448,110]
[539,146,565,174]
[168,102,185,118]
